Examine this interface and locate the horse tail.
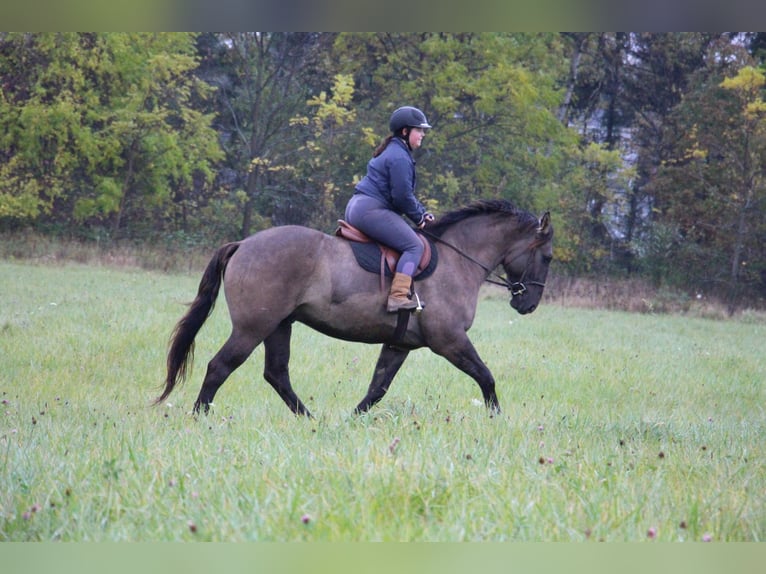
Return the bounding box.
[155,242,241,405]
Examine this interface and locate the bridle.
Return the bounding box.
[504,248,547,297]
[421,230,546,297]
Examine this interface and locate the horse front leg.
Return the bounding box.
[354,345,410,414]
[435,335,501,414]
[263,320,312,417]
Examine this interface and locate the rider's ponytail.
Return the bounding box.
[373,135,395,158]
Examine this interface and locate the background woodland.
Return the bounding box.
[2,32,766,310]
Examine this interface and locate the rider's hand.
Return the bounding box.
[418,213,435,229]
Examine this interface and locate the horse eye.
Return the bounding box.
[542,255,553,264]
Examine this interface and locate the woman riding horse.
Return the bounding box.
[344,106,435,312]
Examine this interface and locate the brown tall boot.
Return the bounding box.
[387,272,418,312]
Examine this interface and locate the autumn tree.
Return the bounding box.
[650,44,766,306]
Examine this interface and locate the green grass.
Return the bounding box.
[1,261,764,541]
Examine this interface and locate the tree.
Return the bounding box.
[288,73,375,229]
[560,33,725,272]
[199,32,336,235]
[0,33,223,238]
[650,44,766,307]
[333,34,581,211]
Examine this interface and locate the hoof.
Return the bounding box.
[193,400,211,415]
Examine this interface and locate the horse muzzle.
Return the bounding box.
[509,281,545,314]
[510,296,537,315]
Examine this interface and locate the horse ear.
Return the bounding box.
[537,211,551,234]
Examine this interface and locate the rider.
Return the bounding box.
[344,106,435,312]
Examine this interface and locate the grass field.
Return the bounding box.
[0,261,763,541]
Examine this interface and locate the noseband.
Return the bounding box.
[506,248,547,297]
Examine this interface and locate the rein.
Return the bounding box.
[421,229,545,297]
[507,249,547,297]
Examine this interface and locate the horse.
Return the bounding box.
[156,199,553,417]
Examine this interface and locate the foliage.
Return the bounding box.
[333,34,579,210]
[557,141,636,272]
[288,73,372,229]
[562,34,726,262]
[198,32,336,234]
[650,43,766,306]
[0,33,223,237]
[1,33,766,306]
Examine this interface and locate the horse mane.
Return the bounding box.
[427,199,539,237]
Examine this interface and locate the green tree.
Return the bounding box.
[329,33,594,264]
[335,33,576,209]
[0,33,222,238]
[288,73,375,229]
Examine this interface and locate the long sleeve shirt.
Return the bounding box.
[354,137,427,225]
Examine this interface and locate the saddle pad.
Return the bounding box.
[349,237,438,281]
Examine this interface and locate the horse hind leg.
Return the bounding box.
[193,329,259,414]
[263,320,312,417]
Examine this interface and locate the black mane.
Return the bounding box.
[427,199,538,237]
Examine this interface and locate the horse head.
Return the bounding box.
[504,211,553,315]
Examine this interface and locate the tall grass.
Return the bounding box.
[0,230,212,273]
[1,261,763,541]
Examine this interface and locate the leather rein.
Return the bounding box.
[421,229,545,297]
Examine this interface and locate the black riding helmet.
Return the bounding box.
[389,106,432,134]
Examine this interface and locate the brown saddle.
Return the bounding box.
[335,220,433,279]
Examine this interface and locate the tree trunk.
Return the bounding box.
[558,34,588,124]
[728,180,754,314]
[113,142,137,237]
[240,165,259,237]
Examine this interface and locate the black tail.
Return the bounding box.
[155,242,241,405]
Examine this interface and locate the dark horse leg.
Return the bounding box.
[354,345,410,414]
[436,334,501,414]
[193,321,312,417]
[262,319,311,417]
[193,329,259,414]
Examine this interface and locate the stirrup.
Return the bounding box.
[413,292,424,314]
[386,293,425,314]
[387,296,418,313]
